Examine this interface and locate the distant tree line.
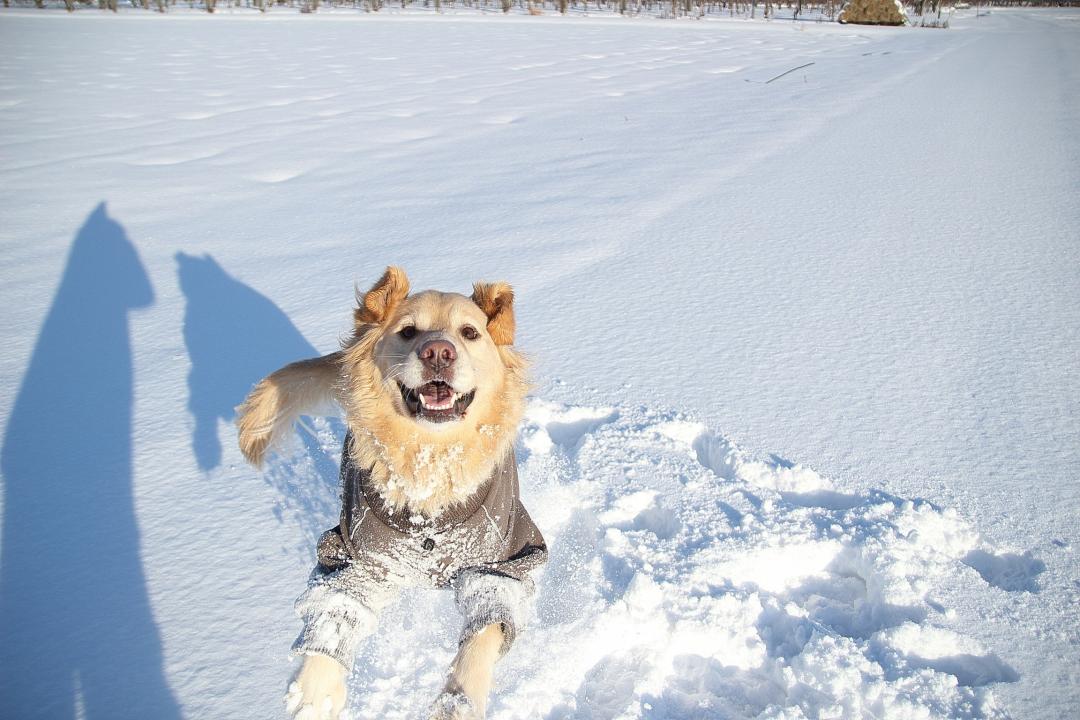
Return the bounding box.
[5,0,1076,16]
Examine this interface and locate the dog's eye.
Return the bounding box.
[398,325,417,340]
[461,325,481,341]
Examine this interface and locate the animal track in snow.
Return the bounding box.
[520,401,617,457]
[962,549,1047,593]
[878,623,1020,687]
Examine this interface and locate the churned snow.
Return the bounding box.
[1,6,1078,720]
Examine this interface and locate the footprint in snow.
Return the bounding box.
[878,623,1020,687]
[598,490,681,541]
[961,548,1046,593]
[520,401,617,458]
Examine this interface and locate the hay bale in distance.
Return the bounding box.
[838,0,908,25]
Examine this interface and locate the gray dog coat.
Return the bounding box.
[293,432,547,667]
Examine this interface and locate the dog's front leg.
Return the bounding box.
[285,654,347,720]
[432,623,505,720]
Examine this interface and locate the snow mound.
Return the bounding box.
[330,399,1018,719]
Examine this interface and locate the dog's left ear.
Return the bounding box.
[471,281,515,346]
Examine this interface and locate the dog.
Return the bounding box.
[236,267,547,720]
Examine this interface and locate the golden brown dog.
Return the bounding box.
[237,267,545,720]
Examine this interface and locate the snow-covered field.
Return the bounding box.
[1,7,1078,719]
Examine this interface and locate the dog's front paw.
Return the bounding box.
[285,654,347,720]
[430,691,478,720]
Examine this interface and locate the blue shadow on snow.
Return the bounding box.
[176,252,341,481]
[0,203,182,719]
[179,252,318,470]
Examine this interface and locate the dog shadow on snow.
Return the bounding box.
[0,203,182,719]
[175,252,343,544]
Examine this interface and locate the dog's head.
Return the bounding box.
[352,266,516,428]
[340,267,527,512]
[347,266,522,428]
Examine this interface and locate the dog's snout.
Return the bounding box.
[418,339,457,371]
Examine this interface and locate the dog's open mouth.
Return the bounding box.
[398,381,475,423]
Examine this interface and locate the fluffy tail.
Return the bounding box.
[236,351,344,467]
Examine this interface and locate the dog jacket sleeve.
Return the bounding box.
[449,466,548,657]
[291,538,400,667]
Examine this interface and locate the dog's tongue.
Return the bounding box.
[421,382,453,405]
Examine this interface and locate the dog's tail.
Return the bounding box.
[236,351,344,468]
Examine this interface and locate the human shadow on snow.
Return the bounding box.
[0,203,182,719]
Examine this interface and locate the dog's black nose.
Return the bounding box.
[418,339,456,371]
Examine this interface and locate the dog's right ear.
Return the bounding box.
[355,266,410,329]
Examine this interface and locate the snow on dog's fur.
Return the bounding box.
[236,267,531,719]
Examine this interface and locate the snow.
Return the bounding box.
[1,6,1078,720]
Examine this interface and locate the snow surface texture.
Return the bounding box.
[503,402,1018,719]
[1,7,1078,720]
